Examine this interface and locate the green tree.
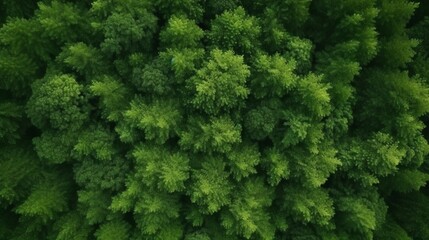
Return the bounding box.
[1,0,429,239]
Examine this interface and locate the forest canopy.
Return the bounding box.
[1,0,429,239]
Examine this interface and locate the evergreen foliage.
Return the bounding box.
[1,0,429,239]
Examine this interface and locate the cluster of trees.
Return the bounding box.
[1,0,429,239]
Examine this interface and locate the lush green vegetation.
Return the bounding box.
[1,0,429,239]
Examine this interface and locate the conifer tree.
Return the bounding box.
[1,0,429,239]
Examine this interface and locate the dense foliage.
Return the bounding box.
[1,0,429,239]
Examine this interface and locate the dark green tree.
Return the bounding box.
[1,0,429,239]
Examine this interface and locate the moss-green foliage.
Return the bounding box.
[1,0,429,239]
